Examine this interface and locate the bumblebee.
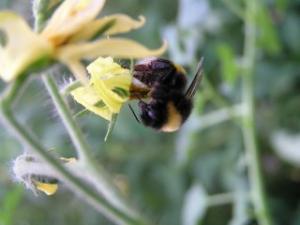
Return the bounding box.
[130,57,204,132]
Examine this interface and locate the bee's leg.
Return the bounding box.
[128,104,141,123]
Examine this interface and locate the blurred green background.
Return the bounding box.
[1,0,300,225]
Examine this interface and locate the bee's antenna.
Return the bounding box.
[185,57,204,99]
[128,104,141,123]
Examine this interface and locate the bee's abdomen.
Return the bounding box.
[160,102,183,132]
[174,97,193,123]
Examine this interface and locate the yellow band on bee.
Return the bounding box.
[174,64,186,75]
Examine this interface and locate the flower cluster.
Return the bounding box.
[0,0,166,82]
[3,0,167,195]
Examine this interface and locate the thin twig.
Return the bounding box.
[206,192,235,207]
[241,0,272,224]
[175,104,245,165]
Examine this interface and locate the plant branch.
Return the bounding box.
[60,80,81,97]
[42,74,92,163]
[241,0,272,224]
[175,104,245,166]
[206,192,235,207]
[42,74,140,219]
[0,78,148,225]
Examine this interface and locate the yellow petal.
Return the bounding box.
[57,38,167,61]
[71,57,132,120]
[0,11,52,81]
[70,14,145,42]
[41,0,105,46]
[91,77,125,113]
[34,181,58,195]
[71,86,113,121]
[88,57,131,110]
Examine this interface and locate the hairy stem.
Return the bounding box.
[0,79,148,225]
[60,80,81,97]
[241,0,272,224]
[42,74,140,219]
[0,105,144,225]
[42,75,91,163]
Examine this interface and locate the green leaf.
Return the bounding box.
[0,186,23,225]
[275,0,288,12]
[256,3,281,54]
[216,43,238,85]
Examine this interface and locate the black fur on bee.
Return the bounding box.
[133,57,187,91]
[132,57,204,132]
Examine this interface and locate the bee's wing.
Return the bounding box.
[185,57,204,99]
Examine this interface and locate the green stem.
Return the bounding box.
[1,76,28,106]
[206,192,235,207]
[60,80,82,97]
[241,1,272,224]
[33,0,50,32]
[42,74,141,220]
[42,75,91,163]
[221,0,245,19]
[0,80,148,225]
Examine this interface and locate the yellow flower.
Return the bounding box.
[71,57,131,121]
[0,0,167,82]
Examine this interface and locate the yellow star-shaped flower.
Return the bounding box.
[71,57,131,121]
